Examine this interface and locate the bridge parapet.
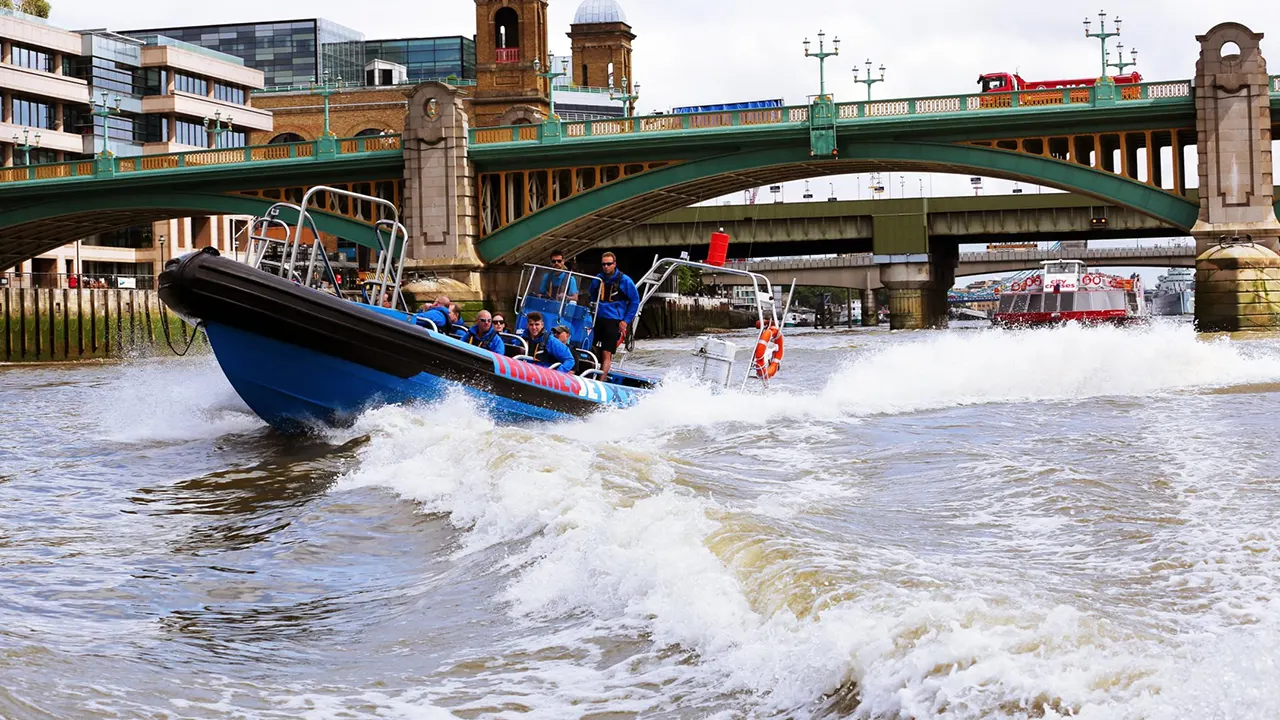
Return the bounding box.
[0,135,402,188]
[470,79,1212,148]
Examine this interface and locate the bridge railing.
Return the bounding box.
[470,80,1198,147]
[0,134,403,187]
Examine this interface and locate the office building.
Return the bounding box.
[1,8,270,283]
[363,36,475,84]
[123,18,365,88]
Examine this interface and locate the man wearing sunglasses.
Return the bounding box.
[536,250,578,302]
[587,251,639,379]
[464,309,505,354]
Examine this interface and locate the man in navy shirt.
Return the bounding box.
[587,252,639,379]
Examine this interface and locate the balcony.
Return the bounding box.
[496,47,520,64]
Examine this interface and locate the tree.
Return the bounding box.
[17,0,50,17]
[0,0,12,10]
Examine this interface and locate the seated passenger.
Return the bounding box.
[415,297,456,334]
[465,310,505,354]
[552,326,578,374]
[523,311,575,374]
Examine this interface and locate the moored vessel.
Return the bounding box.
[1149,268,1195,316]
[994,260,1145,326]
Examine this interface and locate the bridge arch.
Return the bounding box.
[476,142,1200,264]
[0,192,384,271]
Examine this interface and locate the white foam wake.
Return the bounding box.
[582,322,1280,443]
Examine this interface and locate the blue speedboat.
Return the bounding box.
[158,186,787,433]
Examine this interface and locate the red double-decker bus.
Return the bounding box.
[977,71,1142,93]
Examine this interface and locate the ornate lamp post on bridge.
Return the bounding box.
[311,72,341,156]
[853,59,885,100]
[1083,10,1122,78]
[803,30,840,100]
[203,110,235,149]
[1107,42,1138,75]
[532,57,566,120]
[91,91,122,174]
[609,76,640,118]
[11,127,41,166]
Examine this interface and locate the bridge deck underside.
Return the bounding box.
[500,159,1019,265]
[0,210,194,271]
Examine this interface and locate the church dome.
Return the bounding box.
[573,0,627,24]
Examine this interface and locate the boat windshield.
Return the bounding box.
[1043,262,1081,274]
[514,264,600,351]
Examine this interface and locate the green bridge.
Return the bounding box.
[2,21,1279,330]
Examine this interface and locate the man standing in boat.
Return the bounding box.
[537,250,578,303]
[587,252,639,380]
[465,310,505,354]
[524,312,575,373]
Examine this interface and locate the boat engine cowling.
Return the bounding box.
[692,336,738,387]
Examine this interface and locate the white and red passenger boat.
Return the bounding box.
[993,260,1145,326]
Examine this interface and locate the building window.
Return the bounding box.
[175,118,206,147]
[13,97,55,129]
[13,148,59,166]
[214,130,246,148]
[174,72,208,95]
[142,114,169,143]
[12,45,52,72]
[90,57,145,96]
[142,68,169,96]
[213,83,245,104]
[268,132,305,144]
[354,128,385,136]
[495,7,519,64]
[93,115,141,143]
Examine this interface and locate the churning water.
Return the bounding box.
[3,322,1280,719]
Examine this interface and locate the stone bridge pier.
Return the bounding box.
[1191,23,1280,331]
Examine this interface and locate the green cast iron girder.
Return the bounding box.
[469,100,1196,172]
[0,192,389,269]
[476,141,1200,263]
[0,151,403,201]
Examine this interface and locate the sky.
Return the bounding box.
[45,0,1280,283]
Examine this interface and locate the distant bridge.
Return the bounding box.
[612,192,1202,258]
[705,246,1195,290]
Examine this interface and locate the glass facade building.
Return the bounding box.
[363,36,476,83]
[122,18,365,88]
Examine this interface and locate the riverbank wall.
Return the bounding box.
[634,297,756,339]
[0,288,203,363]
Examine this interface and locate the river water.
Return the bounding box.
[3,322,1280,719]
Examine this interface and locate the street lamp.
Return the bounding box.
[1107,42,1138,75]
[803,30,840,100]
[828,182,836,202]
[803,180,813,200]
[853,59,886,100]
[1083,10,1122,78]
[11,127,41,166]
[532,58,567,119]
[203,110,235,149]
[312,72,341,139]
[91,91,122,158]
[609,75,640,118]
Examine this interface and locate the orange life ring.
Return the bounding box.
[753,326,784,379]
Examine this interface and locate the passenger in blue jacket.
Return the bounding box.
[415,295,455,334]
[524,312,574,374]
[586,252,639,379]
[465,310,505,354]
